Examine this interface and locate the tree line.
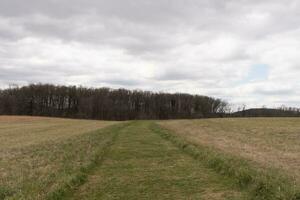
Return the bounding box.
[0,84,228,120]
[232,107,300,117]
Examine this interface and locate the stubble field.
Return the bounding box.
[159,118,300,182]
[1,116,300,200]
[0,116,118,199]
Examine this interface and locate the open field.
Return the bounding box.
[0,116,119,199]
[67,121,245,200]
[159,118,300,183]
[0,116,116,150]
[1,116,300,199]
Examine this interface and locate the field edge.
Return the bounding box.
[150,122,300,200]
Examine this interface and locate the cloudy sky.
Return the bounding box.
[0,0,299,108]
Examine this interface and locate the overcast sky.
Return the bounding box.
[0,0,299,108]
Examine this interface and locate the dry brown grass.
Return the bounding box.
[159,118,300,182]
[0,116,118,199]
[0,115,116,150]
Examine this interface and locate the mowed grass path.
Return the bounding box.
[69,121,246,200]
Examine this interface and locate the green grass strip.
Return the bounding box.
[150,122,300,200]
[0,186,13,200]
[46,123,129,200]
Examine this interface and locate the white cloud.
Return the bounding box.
[0,0,299,108]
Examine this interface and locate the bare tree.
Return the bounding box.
[0,84,229,120]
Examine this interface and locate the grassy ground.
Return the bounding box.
[0,116,119,199]
[152,122,300,200]
[2,116,300,199]
[159,118,300,188]
[0,116,116,150]
[68,121,246,200]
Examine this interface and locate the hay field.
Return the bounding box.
[67,121,246,200]
[2,116,300,200]
[0,117,247,200]
[159,118,300,181]
[0,116,118,199]
[0,116,116,150]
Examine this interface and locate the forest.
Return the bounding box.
[232,108,300,117]
[0,84,228,120]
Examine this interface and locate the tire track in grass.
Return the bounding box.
[46,123,130,200]
[69,121,247,200]
[151,122,300,200]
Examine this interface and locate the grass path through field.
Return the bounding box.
[69,121,246,200]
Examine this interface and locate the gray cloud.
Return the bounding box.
[255,88,294,96]
[0,0,300,107]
